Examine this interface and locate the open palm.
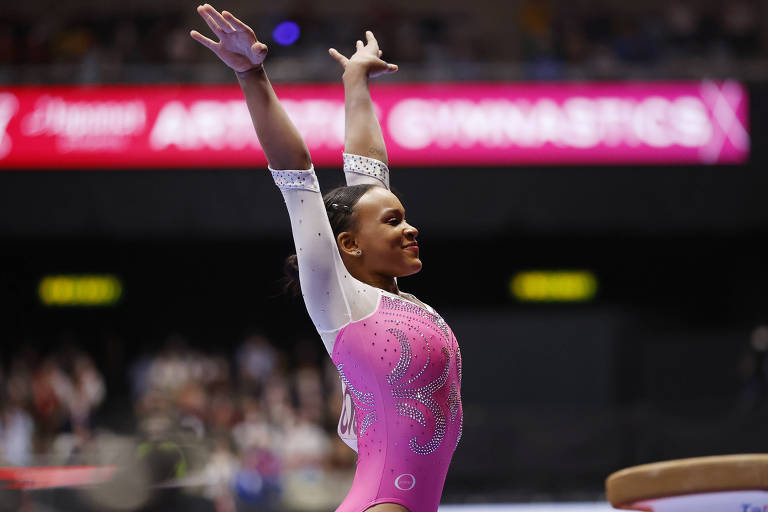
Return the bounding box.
[190,4,267,73]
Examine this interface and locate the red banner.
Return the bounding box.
[0,81,749,169]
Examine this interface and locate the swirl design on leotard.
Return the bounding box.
[385,327,412,386]
[380,295,463,454]
[397,346,451,455]
[337,362,377,437]
[385,320,451,455]
[448,383,460,421]
[456,347,463,383]
[396,402,427,427]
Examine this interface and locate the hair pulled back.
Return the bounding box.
[282,184,379,297]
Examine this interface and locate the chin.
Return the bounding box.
[401,261,423,277]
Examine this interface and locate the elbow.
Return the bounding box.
[268,151,312,171]
[298,152,312,170]
[287,150,312,171]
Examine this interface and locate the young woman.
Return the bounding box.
[190,6,463,511]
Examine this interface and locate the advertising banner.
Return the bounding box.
[0,81,748,169]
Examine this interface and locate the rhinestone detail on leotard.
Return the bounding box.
[337,363,375,407]
[448,383,460,420]
[381,295,451,344]
[393,347,451,455]
[343,153,390,188]
[456,347,463,383]
[386,327,412,385]
[397,402,427,427]
[359,410,377,436]
[270,168,320,193]
[380,294,462,455]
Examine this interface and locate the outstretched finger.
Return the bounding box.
[198,9,226,37]
[200,4,235,33]
[221,10,252,33]
[328,48,348,67]
[190,30,219,51]
[365,31,379,52]
[370,62,398,78]
[356,40,364,52]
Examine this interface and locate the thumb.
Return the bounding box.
[251,42,268,54]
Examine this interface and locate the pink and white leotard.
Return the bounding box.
[271,154,463,512]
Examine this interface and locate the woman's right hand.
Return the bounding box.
[329,31,398,79]
[190,4,268,73]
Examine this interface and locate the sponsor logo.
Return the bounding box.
[394,473,416,491]
[21,95,146,152]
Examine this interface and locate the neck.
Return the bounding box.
[351,267,399,295]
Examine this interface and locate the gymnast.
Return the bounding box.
[190,5,463,511]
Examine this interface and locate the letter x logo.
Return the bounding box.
[699,80,749,164]
[0,93,19,160]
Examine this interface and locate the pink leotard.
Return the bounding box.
[271,154,463,512]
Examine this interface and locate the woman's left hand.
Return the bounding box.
[329,31,398,78]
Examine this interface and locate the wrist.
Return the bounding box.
[235,64,265,80]
[342,65,369,84]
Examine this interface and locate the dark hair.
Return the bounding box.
[282,184,380,297]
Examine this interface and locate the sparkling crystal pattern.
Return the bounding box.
[380,294,462,455]
[337,363,375,407]
[381,295,451,344]
[396,402,426,427]
[343,153,390,188]
[359,410,377,436]
[385,328,412,386]
[270,168,320,193]
[448,383,460,420]
[337,362,377,437]
[394,347,451,455]
[456,347,463,383]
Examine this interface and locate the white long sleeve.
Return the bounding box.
[270,155,391,354]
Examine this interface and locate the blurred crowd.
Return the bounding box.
[0,334,356,511]
[0,0,764,83]
[0,346,105,467]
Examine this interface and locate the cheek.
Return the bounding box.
[363,226,399,249]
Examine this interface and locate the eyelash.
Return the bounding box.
[387,218,401,225]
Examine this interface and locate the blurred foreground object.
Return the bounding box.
[605,454,768,511]
[0,465,116,489]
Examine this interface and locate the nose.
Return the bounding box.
[404,222,418,239]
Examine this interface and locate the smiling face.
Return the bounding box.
[342,186,421,278]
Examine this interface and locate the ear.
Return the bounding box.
[337,231,359,256]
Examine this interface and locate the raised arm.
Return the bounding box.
[190,4,310,170]
[329,32,397,187]
[191,5,366,345]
